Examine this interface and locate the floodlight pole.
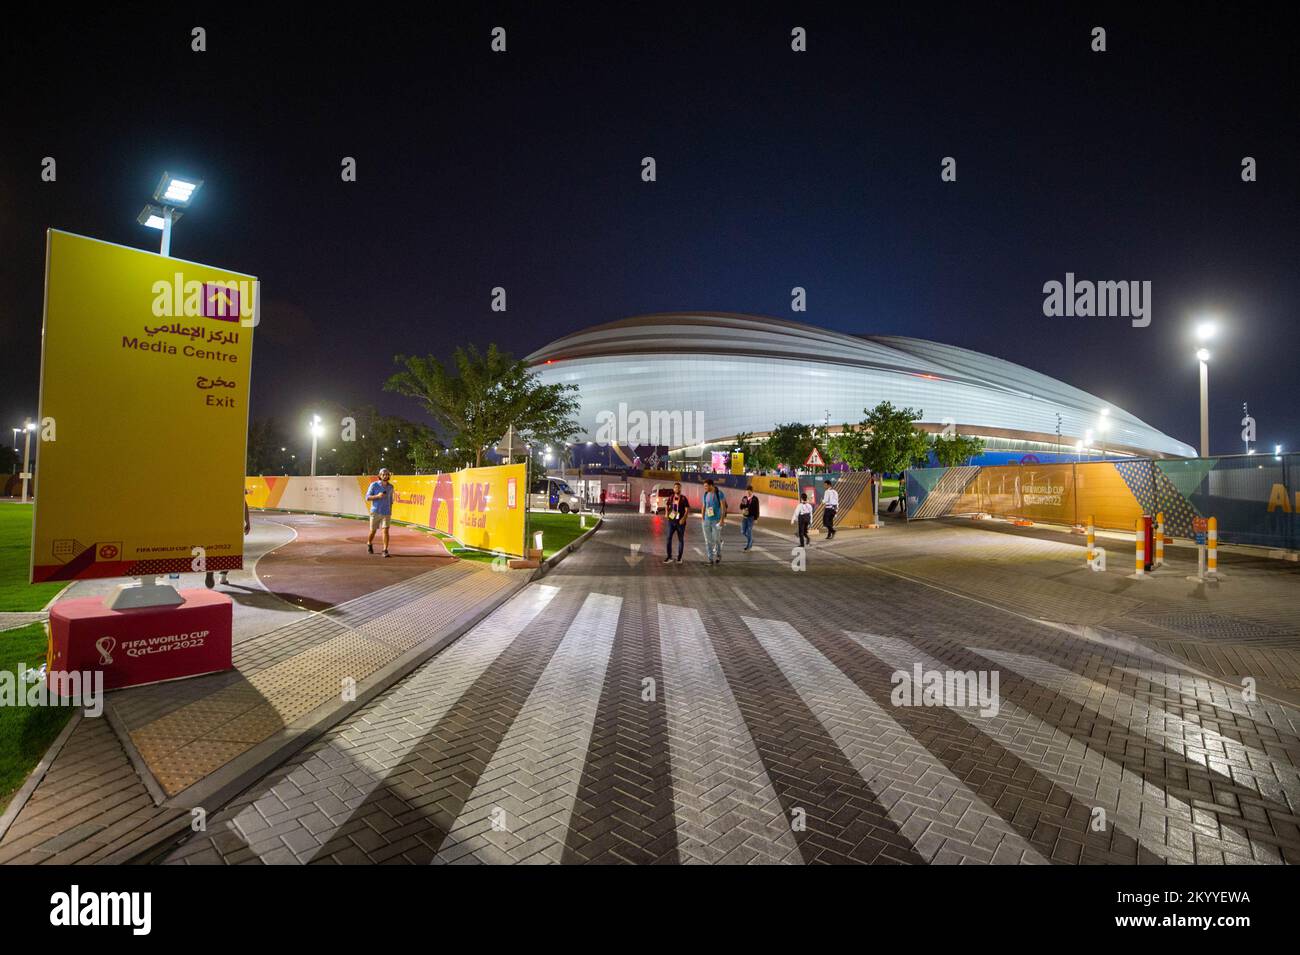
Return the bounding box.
[160,206,174,256]
[1199,357,1210,457]
[21,419,34,503]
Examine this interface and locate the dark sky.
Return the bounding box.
[3,4,1296,460]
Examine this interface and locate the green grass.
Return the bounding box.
[0,505,67,611]
[450,511,596,564]
[0,622,72,813]
[527,511,592,558]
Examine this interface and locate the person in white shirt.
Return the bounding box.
[792,492,813,547]
[822,480,839,539]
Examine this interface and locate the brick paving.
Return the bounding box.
[163,513,1300,865]
[0,517,531,864]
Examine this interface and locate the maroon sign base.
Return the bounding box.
[47,590,233,693]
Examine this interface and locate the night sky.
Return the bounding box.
[3,5,1296,460]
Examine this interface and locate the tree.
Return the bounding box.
[246,417,298,475]
[931,432,986,468]
[385,343,581,467]
[329,406,436,475]
[766,422,815,471]
[825,423,867,470]
[860,402,930,474]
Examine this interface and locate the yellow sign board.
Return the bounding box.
[32,231,257,582]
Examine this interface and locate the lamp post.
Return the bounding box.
[137,172,203,256]
[1194,321,1216,458]
[1098,408,1110,460]
[309,415,324,476]
[20,419,36,503]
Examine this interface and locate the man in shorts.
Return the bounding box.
[366,468,395,557]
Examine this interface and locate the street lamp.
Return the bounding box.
[1193,321,1218,457]
[18,419,36,503]
[1196,346,1212,457]
[137,171,203,257]
[309,414,324,476]
[1097,408,1110,459]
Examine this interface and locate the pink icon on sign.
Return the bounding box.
[203,283,240,321]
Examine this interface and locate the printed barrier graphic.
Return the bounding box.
[247,464,527,556]
[906,453,1300,550]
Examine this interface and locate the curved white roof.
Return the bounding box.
[526,313,1194,457]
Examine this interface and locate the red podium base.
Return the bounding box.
[48,589,233,694]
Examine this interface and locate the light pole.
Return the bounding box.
[137,172,203,256]
[1195,321,1216,457]
[309,415,324,476]
[1098,408,1110,460]
[20,419,36,503]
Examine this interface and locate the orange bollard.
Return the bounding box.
[1086,515,1095,563]
[1134,517,1145,577]
[1155,512,1165,567]
[1207,516,1218,577]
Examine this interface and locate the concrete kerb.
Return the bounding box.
[533,517,604,577]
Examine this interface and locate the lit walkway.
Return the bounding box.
[164,513,1300,864]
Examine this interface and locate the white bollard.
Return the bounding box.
[1088,547,1107,572]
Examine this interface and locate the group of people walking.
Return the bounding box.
[661,478,837,564]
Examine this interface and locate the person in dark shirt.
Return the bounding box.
[662,482,689,564]
[740,485,760,550]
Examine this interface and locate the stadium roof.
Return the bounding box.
[527,313,1195,458]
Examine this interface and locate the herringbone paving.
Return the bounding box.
[165,514,1300,864]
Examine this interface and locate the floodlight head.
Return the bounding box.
[1195,321,1217,342]
[1196,348,1211,362]
[26,422,37,431]
[137,204,182,230]
[153,172,203,207]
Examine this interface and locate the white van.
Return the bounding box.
[530,476,585,513]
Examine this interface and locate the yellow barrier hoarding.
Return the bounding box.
[32,231,257,582]
[244,464,528,557]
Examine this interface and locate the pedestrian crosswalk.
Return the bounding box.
[166,577,1300,866]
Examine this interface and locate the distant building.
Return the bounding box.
[528,313,1194,465]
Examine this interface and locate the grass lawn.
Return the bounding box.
[0,622,71,813]
[450,510,597,564]
[0,504,67,611]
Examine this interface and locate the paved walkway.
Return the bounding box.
[0,513,529,863]
[163,513,1300,865]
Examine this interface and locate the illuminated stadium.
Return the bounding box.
[526,313,1196,462]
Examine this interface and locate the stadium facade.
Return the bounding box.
[526,313,1195,462]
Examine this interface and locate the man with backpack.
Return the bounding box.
[700,478,727,565]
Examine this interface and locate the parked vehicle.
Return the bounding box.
[530,476,584,513]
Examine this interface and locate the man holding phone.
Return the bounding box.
[366,468,394,557]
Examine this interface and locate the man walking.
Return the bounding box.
[740,485,759,550]
[700,478,727,565]
[600,486,607,515]
[822,479,839,539]
[792,492,812,547]
[366,468,395,557]
[662,481,689,564]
